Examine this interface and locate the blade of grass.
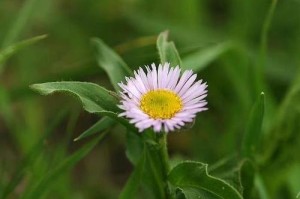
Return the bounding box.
[0,109,69,199]
[242,92,265,159]
[255,0,278,93]
[1,0,40,48]
[181,42,233,72]
[21,132,107,199]
[260,0,278,68]
[0,35,47,72]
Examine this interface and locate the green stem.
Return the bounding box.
[157,133,173,199]
[260,0,278,66]
[256,0,278,92]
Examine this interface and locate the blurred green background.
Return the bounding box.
[0,0,300,198]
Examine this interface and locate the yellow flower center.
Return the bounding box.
[140,90,182,119]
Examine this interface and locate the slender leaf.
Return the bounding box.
[91,38,132,91]
[168,161,243,199]
[121,131,166,199]
[242,92,265,159]
[0,35,47,71]
[30,81,119,113]
[125,131,144,165]
[1,0,40,48]
[264,74,300,163]
[157,31,182,67]
[74,117,115,141]
[239,160,256,199]
[125,129,157,165]
[119,148,146,199]
[139,141,166,199]
[21,133,106,199]
[31,81,137,132]
[182,42,233,72]
[0,109,69,199]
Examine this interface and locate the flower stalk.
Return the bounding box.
[157,133,173,199]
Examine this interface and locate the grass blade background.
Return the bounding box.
[1,0,40,48]
[181,42,233,71]
[21,132,106,199]
[242,92,265,159]
[0,109,69,199]
[0,35,47,71]
[119,149,146,199]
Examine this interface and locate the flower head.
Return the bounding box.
[118,63,208,132]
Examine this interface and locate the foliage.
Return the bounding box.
[1,0,300,198]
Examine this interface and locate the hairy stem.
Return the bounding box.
[157,133,173,199]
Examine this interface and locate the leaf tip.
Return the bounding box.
[90,37,102,46]
[29,84,40,91]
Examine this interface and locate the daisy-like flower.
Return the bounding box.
[118,63,208,132]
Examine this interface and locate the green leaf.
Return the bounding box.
[125,129,157,165]
[21,133,106,199]
[91,38,132,91]
[0,35,47,71]
[120,131,166,199]
[0,109,69,199]
[208,156,256,198]
[181,42,233,72]
[241,92,265,159]
[99,111,137,132]
[74,117,115,141]
[175,187,220,199]
[139,141,166,199]
[119,148,146,199]
[1,0,40,48]
[30,81,119,113]
[168,161,243,199]
[157,31,182,67]
[239,160,256,199]
[208,154,243,194]
[125,131,144,165]
[264,74,300,164]
[31,81,138,132]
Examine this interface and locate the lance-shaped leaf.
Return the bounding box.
[157,31,182,67]
[242,92,265,159]
[168,161,243,199]
[120,137,165,199]
[31,81,137,132]
[119,147,145,199]
[239,159,256,199]
[92,38,132,91]
[74,117,115,141]
[31,81,119,113]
